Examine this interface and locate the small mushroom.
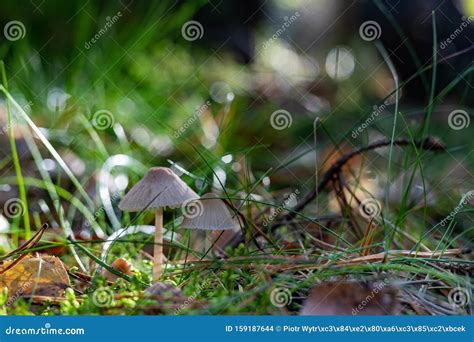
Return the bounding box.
[119,167,198,282]
[102,257,133,282]
[181,193,239,251]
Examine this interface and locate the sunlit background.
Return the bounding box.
[0,0,472,315]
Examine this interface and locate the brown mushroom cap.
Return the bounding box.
[118,167,199,211]
[181,192,239,230]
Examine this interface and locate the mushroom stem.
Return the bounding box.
[203,231,211,252]
[153,208,163,282]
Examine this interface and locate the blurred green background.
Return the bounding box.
[0,0,473,239]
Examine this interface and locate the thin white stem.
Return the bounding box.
[153,208,163,282]
[313,117,320,212]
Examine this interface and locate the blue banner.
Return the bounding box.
[0,316,472,342]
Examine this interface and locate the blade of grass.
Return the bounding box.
[19,124,87,271]
[78,113,109,159]
[0,86,95,210]
[3,176,105,238]
[375,42,399,251]
[374,0,429,91]
[0,61,31,240]
[70,238,146,286]
[422,11,438,139]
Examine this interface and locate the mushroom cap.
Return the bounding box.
[181,193,239,230]
[118,167,199,211]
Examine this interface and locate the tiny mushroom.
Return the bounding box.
[181,193,240,249]
[119,167,198,282]
[102,257,133,282]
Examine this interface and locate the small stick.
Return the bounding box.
[360,219,378,256]
[1,223,49,260]
[273,137,445,228]
[22,295,80,305]
[0,223,49,274]
[337,248,464,265]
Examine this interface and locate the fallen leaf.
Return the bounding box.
[300,280,398,315]
[0,254,70,302]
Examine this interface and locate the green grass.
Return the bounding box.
[0,0,472,316]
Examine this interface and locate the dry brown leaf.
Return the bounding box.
[0,254,70,302]
[300,280,399,315]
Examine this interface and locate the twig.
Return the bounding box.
[0,224,49,274]
[22,295,80,305]
[273,137,445,228]
[167,248,468,274]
